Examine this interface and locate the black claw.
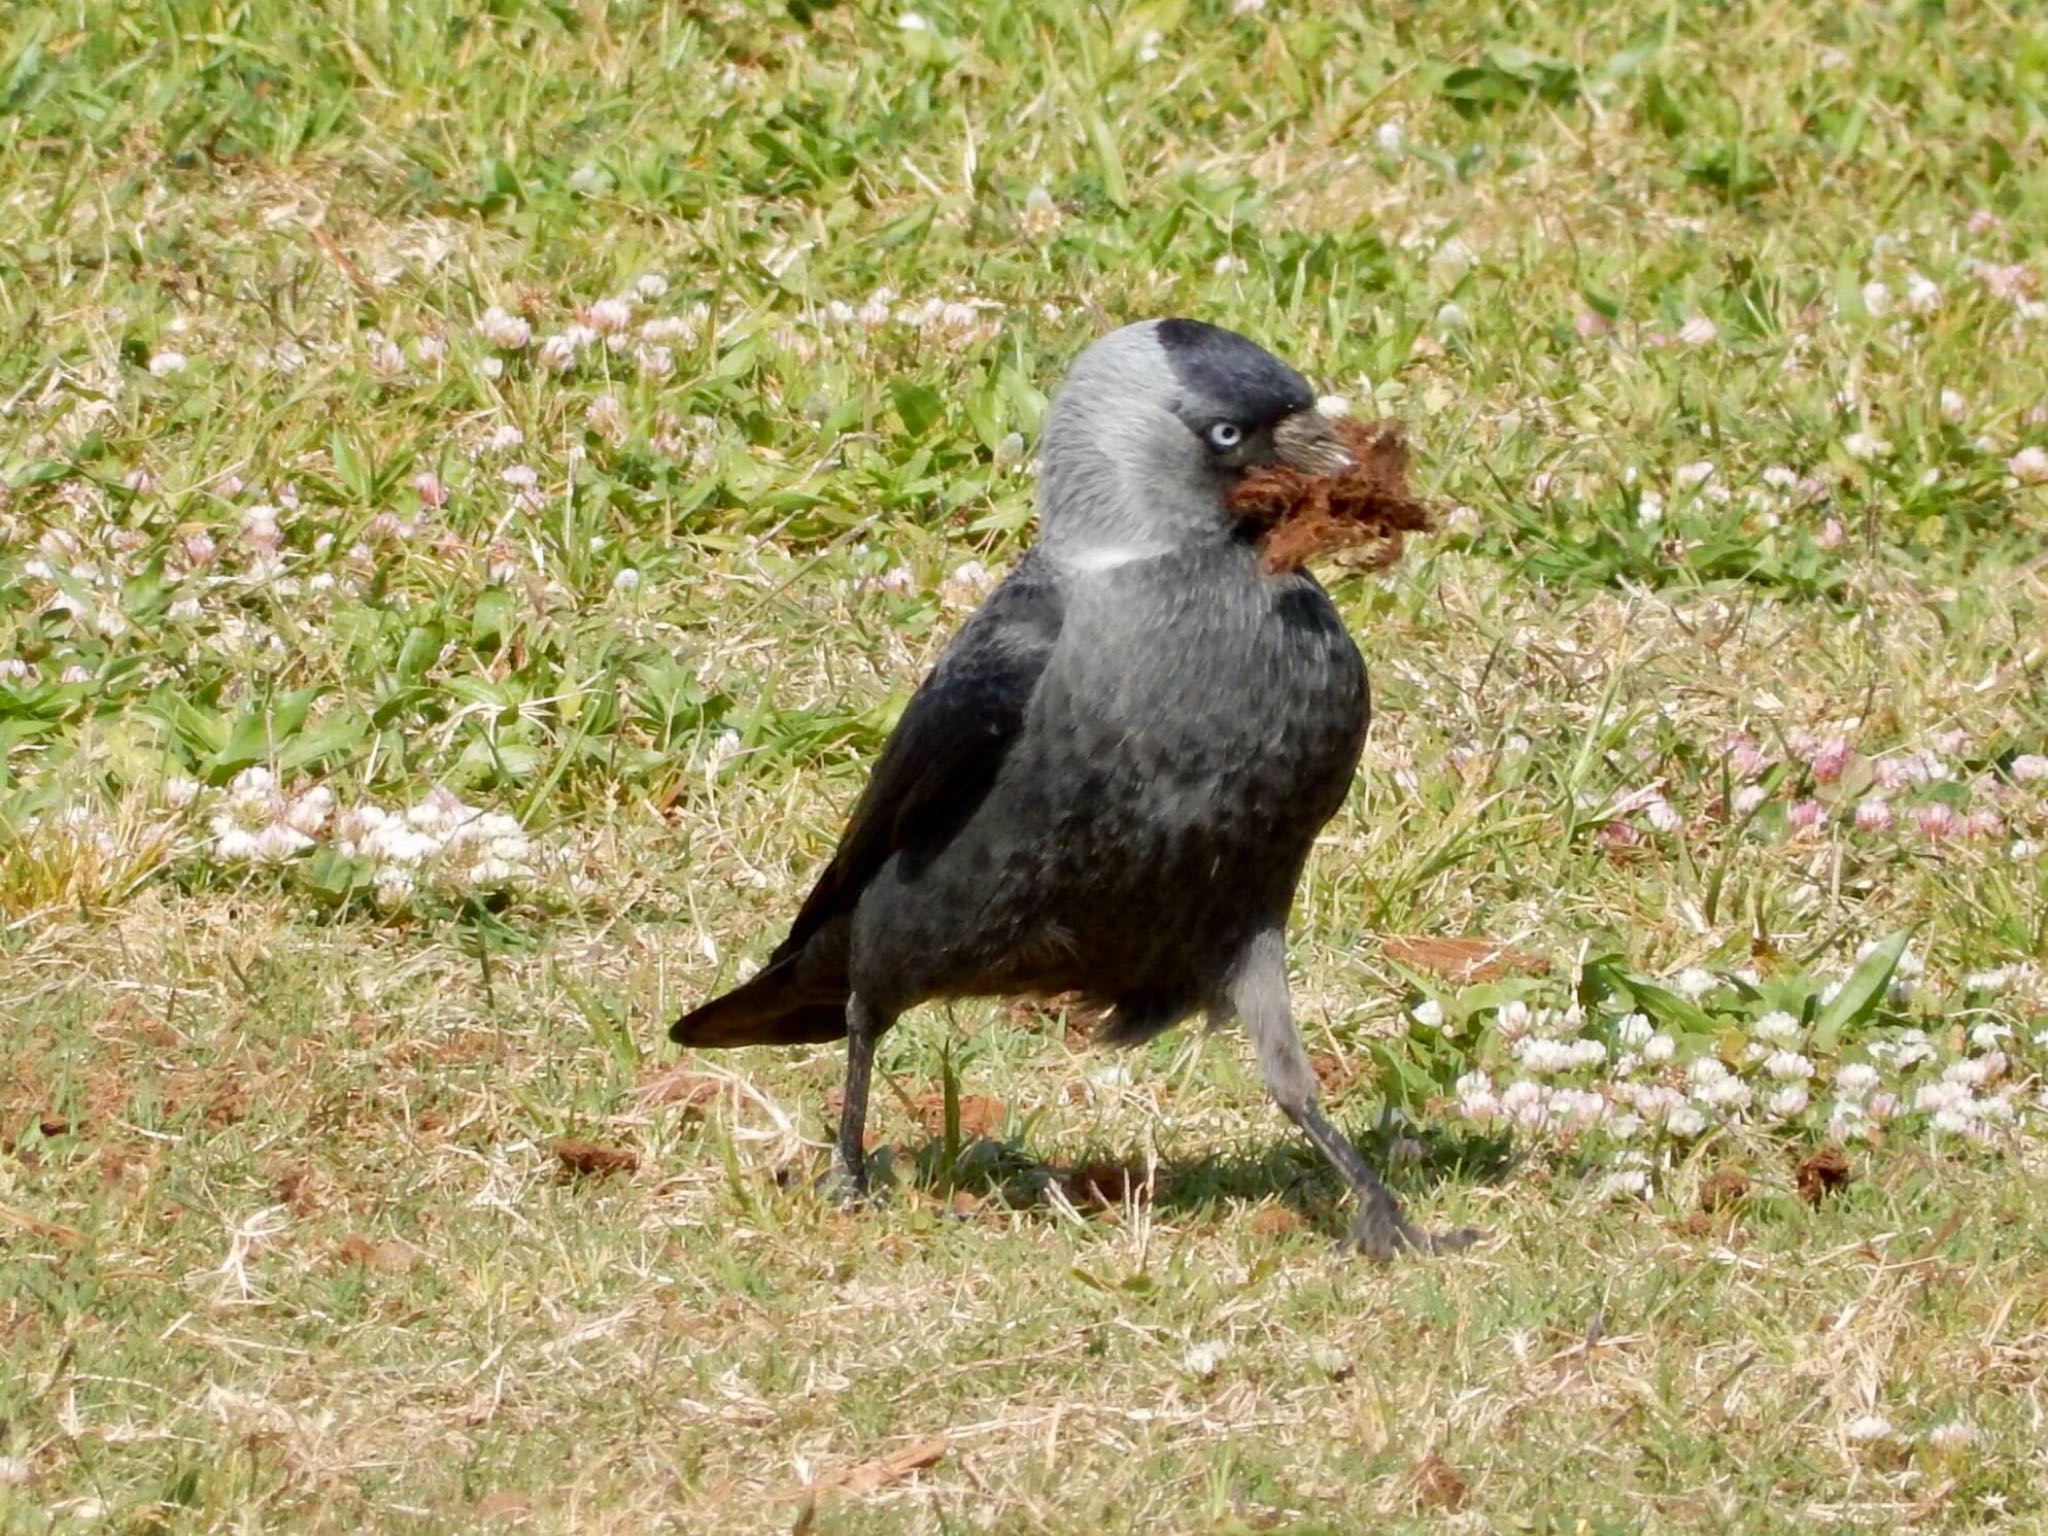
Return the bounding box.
[1347,1204,1484,1261]
[823,1163,874,1210]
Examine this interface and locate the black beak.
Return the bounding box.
[1272,409,1353,475]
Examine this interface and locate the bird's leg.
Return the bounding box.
[1229,932,1480,1260]
[830,994,884,1205]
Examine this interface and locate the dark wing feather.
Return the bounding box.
[771,562,1065,963]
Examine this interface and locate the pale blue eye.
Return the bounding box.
[1206,421,1244,452]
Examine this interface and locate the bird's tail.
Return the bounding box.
[670,956,849,1048]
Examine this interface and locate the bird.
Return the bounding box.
[673,318,1476,1258]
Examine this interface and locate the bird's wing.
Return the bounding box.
[771,561,1065,962]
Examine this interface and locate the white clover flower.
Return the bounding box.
[1601,1169,1650,1199]
[1944,1053,2003,1087]
[374,867,416,908]
[1434,302,1469,334]
[1170,1340,1230,1387]
[465,855,523,887]
[251,824,312,863]
[1429,238,1477,286]
[164,776,202,810]
[1411,998,1444,1029]
[1009,188,1061,249]
[1698,1076,1753,1113]
[283,785,334,837]
[1903,273,1943,314]
[939,560,994,607]
[213,828,260,862]
[586,394,628,444]
[537,334,579,373]
[1643,797,1683,833]
[1967,1021,2011,1049]
[635,273,669,301]
[478,306,532,350]
[1666,1104,1707,1138]
[1494,999,1534,1041]
[1674,460,1716,490]
[1673,967,1718,1000]
[365,332,406,379]
[1641,1032,1676,1064]
[1616,1012,1653,1047]
[1752,1010,1800,1044]
[1375,121,1406,156]
[1939,388,1969,423]
[365,821,441,866]
[1765,1084,1809,1118]
[229,766,276,801]
[1455,1085,1500,1125]
[1890,1032,1935,1070]
[1926,1421,1976,1451]
[1860,280,1891,317]
[2011,446,2048,485]
[1677,315,1719,346]
[1764,1050,1816,1081]
[1843,431,1892,462]
[149,349,188,377]
[1835,1062,1880,1096]
[611,567,641,594]
[584,298,633,334]
[1844,1415,1894,1444]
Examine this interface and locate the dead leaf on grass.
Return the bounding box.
[1062,1161,1155,1211]
[634,1067,723,1113]
[1308,1052,1355,1093]
[1795,1145,1852,1205]
[815,1436,948,1498]
[333,1235,423,1274]
[1248,1207,1304,1239]
[1382,935,1550,984]
[553,1138,638,1177]
[471,1491,532,1524]
[0,1200,82,1247]
[274,1164,326,1216]
[909,1091,1007,1139]
[1698,1167,1751,1212]
[1404,1451,1468,1511]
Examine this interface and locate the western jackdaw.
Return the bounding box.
[673,318,1474,1258]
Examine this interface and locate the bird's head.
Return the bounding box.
[1035,319,1352,564]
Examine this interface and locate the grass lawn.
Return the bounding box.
[4,0,2048,1529]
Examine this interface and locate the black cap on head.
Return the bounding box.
[1155,319,1315,427]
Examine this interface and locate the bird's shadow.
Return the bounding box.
[875,1116,1515,1240]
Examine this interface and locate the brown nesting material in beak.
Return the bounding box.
[1227,414,1433,574]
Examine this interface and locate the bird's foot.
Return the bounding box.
[1345,1193,1483,1262]
[822,1155,878,1211]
